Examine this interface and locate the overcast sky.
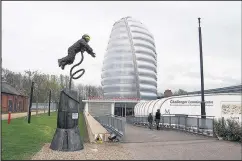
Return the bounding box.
[2,1,241,93]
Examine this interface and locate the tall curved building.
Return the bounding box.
[101,17,157,100]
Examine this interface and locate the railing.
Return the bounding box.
[95,115,126,139]
[126,114,215,137]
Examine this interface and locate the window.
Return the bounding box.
[19,101,23,112]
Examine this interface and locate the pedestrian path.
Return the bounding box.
[121,124,241,160]
[123,123,215,143]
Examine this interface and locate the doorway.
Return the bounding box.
[114,102,137,117]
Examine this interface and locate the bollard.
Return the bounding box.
[50,89,83,151]
[8,111,11,124]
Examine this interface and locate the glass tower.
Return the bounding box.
[101,17,157,100]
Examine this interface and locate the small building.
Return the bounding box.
[1,82,29,113]
[83,98,139,117]
[164,89,173,97]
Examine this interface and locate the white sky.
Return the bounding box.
[2,1,241,93]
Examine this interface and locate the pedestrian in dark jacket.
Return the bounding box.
[148,113,153,130]
[155,109,161,130]
[58,34,96,70]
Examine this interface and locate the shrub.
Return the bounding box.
[214,118,242,142]
[226,119,241,141]
[214,118,227,138]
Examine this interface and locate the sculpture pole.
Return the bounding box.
[69,51,85,90]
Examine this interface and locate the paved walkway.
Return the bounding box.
[122,124,242,160]
[123,124,215,143]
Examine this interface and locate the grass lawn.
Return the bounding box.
[1,112,87,160]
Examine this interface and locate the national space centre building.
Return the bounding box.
[101,17,157,100]
[83,17,157,117]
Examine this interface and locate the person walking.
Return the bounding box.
[147,113,153,130]
[155,109,161,130]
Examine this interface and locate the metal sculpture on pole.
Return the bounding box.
[50,34,96,151]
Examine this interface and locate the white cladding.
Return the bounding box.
[134,93,241,121]
[101,17,157,100]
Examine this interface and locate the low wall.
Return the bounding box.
[84,112,110,143]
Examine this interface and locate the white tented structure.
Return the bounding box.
[134,93,241,120]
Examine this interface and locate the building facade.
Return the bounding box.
[101,17,157,100]
[83,99,139,117]
[1,82,29,113]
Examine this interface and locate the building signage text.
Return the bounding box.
[170,100,213,106]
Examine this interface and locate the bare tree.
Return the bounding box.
[173,89,188,95]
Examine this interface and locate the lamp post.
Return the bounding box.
[198,18,206,119]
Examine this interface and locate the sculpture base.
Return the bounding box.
[50,126,84,151]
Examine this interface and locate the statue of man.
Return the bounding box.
[58,34,96,70]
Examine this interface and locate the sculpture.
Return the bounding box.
[58,34,96,70]
[50,34,96,151]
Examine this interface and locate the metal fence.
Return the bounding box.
[95,115,126,139]
[31,103,58,111]
[126,114,215,137]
